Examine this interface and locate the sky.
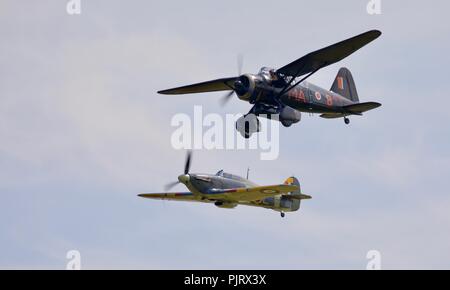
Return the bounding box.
[1,0,450,269]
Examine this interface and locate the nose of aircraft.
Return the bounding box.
[178,174,190,184]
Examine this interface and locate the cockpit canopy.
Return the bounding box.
[215,170,247,182]
[259,67,276,82]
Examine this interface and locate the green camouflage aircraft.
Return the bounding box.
[139,152,311,218]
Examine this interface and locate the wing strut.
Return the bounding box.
[276,66,322,98]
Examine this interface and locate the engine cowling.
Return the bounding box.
[234,74,258,102]
[214,201,238,209]
[279,106,301,127]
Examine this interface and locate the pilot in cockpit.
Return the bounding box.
[269,69,286,88]
[260,67,280,85]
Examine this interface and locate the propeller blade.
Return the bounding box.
[184,151,192,174]
[220,54,244,107]
[237,54,244,76]
[164,181,180,191]
[220,90,235,106]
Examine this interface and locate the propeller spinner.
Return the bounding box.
[164,151,192,190]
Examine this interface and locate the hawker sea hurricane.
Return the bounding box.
[159,30,382,138]
[138,152,311,218]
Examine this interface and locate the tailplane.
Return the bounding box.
[283,176,311,211]
[331,67,359,102]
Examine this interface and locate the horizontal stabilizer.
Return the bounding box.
[320,102,381,119]
[344,102,381,114]
[320,113,345,119]
[282,194,312,200]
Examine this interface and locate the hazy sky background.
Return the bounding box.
[1,0,449,269]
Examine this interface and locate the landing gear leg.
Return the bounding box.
[280,212,285,218]
[236,113,260,139]
[344,117,350,125]
[244,127,252,139]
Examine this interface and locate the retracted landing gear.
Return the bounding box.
[344,117,350,125]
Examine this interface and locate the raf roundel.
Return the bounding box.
[261,189,279,194]
[315,92,322,101]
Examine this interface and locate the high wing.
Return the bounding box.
[206,184,299,202]
[276,30,382,77]
[320,101,382,119]
[158,77,237,95]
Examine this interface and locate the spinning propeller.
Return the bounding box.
[220,54,245,106]
[164,151,192,190]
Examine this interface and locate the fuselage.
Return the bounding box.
[182,171,256,195]
[280,81,355,114]
[181,171,299,212]
[243,67,356,114]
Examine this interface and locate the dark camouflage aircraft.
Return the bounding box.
[158,30,382,138]
[138,152,311,218]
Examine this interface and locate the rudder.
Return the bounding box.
[284,176,301,195]
[283,176,301,211]
[331,67,359,103]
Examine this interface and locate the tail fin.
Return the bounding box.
[331,67,359,103]
[283,176,311,211]
[284,177,301,195]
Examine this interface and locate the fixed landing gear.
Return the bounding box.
[344,117,350,125]
[280,212,285,218]
[281,120,293,127]
[236,114,260,139]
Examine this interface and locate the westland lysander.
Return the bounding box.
[159,30,382,138]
